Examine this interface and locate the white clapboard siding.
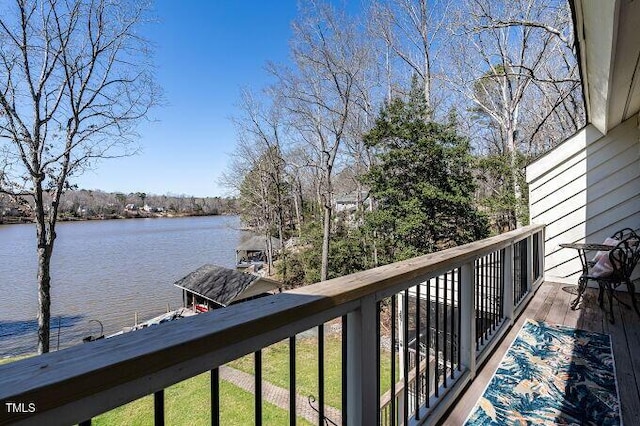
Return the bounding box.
[527,116,640,285]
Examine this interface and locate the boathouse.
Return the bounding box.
[235,234,282,270]
[173,264,282,311]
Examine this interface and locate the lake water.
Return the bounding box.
[0,215,244,357]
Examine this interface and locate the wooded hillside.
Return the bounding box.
[225,0,584,287]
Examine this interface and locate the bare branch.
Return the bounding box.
[0,0,158,354]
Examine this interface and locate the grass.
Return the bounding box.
[94,372,312,426]
[3,333,398,424]
[229,332,395,410]
[96,332,396,424]
[1,354,310,425]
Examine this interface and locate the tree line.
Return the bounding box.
[0,190,237,223]
[225,0,584,287]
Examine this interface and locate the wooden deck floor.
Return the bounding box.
[442,281,640,425]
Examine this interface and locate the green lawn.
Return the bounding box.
[3,334,398,424]
[229,332,395,410]
[1,354,310,425]
[94,373,312,426]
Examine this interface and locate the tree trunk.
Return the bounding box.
[320,203,332,282]
[36,243,52,354]
[277,225,286,280]
[265,232,273,275]
[275,192,286,281]
[34,182,53,354]
[421,0,431,111]
[506,126,521,230]
[296,176,304,234]
[38,240,51,354]
[293,191,303,238]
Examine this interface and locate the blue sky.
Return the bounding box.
[75,1,299,198]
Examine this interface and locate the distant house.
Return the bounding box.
[142,204,162,213]
[124,203,136,211]
[335,191,369,213]
[76,206,93,217]
[173,264,282,311]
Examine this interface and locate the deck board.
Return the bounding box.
[544,283,572,325]
[441,281,640,425]
[576,289,603,333]
[532,283,554,322]
[617,293,640,424]
[603,296,640,426]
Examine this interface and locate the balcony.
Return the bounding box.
[1,224,638,425]
[445,280,640,425]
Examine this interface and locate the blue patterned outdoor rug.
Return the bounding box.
[465,319,621,425]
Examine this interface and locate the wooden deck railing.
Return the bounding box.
[0,225,545,426]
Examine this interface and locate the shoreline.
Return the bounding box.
[0,211,234,225]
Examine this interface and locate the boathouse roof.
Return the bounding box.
[236,235,282,252]
[173,264,281,307]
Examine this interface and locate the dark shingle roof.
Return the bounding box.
[173,264,280,306]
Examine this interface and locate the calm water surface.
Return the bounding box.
[0,215,243,357]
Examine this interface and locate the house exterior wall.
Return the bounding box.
[526,116,640,284]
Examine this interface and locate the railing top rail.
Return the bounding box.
[0,224,543,425]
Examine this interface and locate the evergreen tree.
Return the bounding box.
[363,81,489,263]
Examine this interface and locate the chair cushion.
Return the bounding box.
[590,238,620,278]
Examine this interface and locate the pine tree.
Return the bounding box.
[363,79,489,263]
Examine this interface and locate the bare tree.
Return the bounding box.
[0,0,158,353]
[370,0,452,112]
[447,0,582,227]
[283,147,309,238]
[231,88,291,277]
[271,0,372,281]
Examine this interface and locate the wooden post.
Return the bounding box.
[503,244,514,325]
[346,294,378,426]
[459,262,476,379]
